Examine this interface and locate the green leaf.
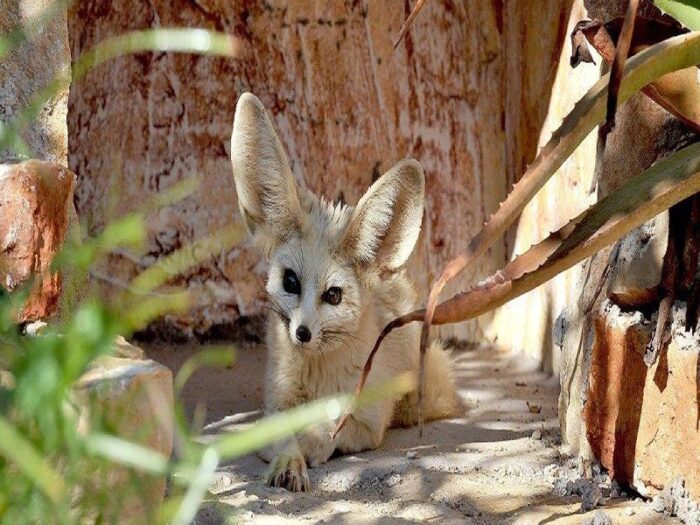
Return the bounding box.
[211,372,415,460]
[655,0,700,30]
[170,448,219,525]
[86,433,170,475]
[0,415,65,503]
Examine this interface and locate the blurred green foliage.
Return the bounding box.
[0,8,413,525]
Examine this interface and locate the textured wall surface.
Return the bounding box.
[488,1,599,373]
[0,0,70,164]
[584,304,700,500]
[558,0,700,455]
[67,0,576,342]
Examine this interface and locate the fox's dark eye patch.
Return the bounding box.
[282,269,301,295]
[322,286,342,306]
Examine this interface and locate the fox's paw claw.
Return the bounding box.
[267,455,310,492]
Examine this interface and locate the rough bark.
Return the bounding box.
[67,0,574,341]
[0,0,70,163]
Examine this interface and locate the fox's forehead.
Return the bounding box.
[269,191,358,287]
[299,191,354,244]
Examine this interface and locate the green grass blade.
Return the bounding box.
[211,372,415,460]
[171,448,219,525]
[86,433,169,475]
[0,415,65,503]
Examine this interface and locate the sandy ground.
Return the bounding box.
[145,342,680,524]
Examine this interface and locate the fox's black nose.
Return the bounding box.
[295,325,311,344]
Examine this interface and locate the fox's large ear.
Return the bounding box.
[342,159,425,271]
[231,92,304,256]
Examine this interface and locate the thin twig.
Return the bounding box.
[331,310,423,439]
[393,0,428,50]
[601,0,640,136]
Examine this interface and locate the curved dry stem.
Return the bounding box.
[393,0,429,50]
[331,309,424,438]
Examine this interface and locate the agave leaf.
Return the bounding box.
[575,19,700,132]
[419,30,700,343]
[410,30,700,436]
[430,142,700,324]
[333,141,700,437]
[655,0,700,30]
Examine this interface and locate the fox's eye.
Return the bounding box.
[322,287,342,306]
[282,269,301,295]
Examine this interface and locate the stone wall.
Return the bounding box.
[558,0,700,460]
[584,303,700,500]
[67,0,580,345]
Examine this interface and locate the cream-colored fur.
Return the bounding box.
[230,92,462,492]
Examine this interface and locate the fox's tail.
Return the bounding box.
[391,340,463,428]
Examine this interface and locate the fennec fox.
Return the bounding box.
[230,93,462,492]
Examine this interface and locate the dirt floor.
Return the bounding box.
[145,342,681,524]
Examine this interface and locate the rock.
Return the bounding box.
[652,495,667,513]
[74,347,174,524]
[531,430,542,440]
[624,507,635,516]
[23,320,47,336]
[580,485,603,512]
[487,0,600,371]
[406,450,418,460]
[0,161,83,323]
[652,477,700,524]
[553,478,569,497]
[384,474,401,487]
[584,302,700,501]
[114,335,145,359]
[607,215,668,306]
[582,510,612,525]
[0,0,70,164]
[558,0,697,457]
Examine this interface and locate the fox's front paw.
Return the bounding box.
[267,454,310,492]
[298,427,335,467]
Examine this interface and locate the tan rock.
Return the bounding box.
[0,160,78,322]
[584,302,700,499]
[487,0,598,373]
[74,350,174,523]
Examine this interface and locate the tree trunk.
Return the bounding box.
[67,0,575,342]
